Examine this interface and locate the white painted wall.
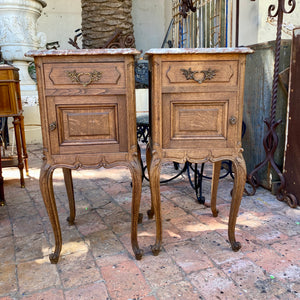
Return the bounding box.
[239,1,299,46]
[132,0,172,52]
[257,2,299,44]
[37,0,82,50]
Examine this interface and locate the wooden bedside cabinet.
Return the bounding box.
[0,64,28,192]
[145,48,253,255]
[26,49,143,263]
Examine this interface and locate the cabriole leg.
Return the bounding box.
[40,161,62,263]
[147,147,162,256]
[129,152,143,260]
[228,155,246,252]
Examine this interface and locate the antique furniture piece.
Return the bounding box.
[0,64,29,191]
[26,49,143,263]
[145,48,253,255]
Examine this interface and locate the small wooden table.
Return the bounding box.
[145,48,253,255]
[26,49,143,263]
[0,64,29,198]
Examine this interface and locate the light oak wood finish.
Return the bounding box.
[145,48,253,255]
[26,49,143,263]
[0,65,29,194]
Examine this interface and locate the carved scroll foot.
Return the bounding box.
[228,154,247,252]
[49,252,60,264]
[129,150,143,260]
[40,161,62,264]
[63,168,76,225]
[147,209,154,219]
[231,241,242,252]
[210,161,222,217]
[134,248,144,260]
[151,243,161,256]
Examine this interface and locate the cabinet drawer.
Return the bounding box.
[162,60,239,93]
[162,92,239,149]
[44,62,125,92]
[47,95,128,154]
[0,83,18,116]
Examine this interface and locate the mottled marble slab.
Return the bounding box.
[26,48,141,57]
[145,47,254,55]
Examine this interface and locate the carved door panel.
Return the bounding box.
[162,92,238,149]
[46,95,128,155]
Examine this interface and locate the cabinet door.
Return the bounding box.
[46,95,128,155]
[162,92,239,149]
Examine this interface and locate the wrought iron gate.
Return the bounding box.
[171,0,233,48]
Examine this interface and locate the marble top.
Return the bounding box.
[26,48,141,57]
[145,47,254,55]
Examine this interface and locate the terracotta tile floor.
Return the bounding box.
[1,144,300,300]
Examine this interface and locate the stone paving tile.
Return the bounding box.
[101,261,151,299]
[217,227,264,254]
[169,213,210,239]
[0,216,12,239]
[156,281,201,299]
[0,235,15,265]
[15,232,50,263]
[142,218,190,245]
[135,252,184,289]
[75,211,108,236]
[270,234,300,263]
[58,257,102,289]
[246,247,300,283]
[95,253,132,268]
[64,281,109,300]
[196,231,244,265]
[221,258,288,299]
[188,267,247,299]
[164,239,214,274]
[6,202,39,220]
[0,264,17,296]
[17,257,60,295]
[246,247,293,273]
[12,215,44,238]
[85,229,125,258]
[21,289,65,300]
[101,181,131,198]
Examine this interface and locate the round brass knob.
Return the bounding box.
[229,116,237,125]
[49,122,57,131]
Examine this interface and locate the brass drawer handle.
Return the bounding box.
[66,70,102,87]
[49,122,57,131]
[229,116,237,125]
[181,67,217,84]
